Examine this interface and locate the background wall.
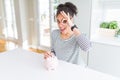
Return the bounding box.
[89,42,120,77]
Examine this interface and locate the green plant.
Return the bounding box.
[100,21,118,29]
[109,21,118,29]
[100,22,109,28]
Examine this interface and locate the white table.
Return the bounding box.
[0,48,119,80]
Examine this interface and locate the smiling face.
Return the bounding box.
[56,14,71,35]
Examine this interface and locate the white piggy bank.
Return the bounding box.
[44,56,58,71]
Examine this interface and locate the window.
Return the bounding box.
[3,0,17,39]
[90,0,120,46]
[102,0,120,22]
[38,0,50,47]
[104,9,120,21]
[2,0,18,50]
[38,0,59,48]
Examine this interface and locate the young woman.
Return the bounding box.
[44,2,91,65]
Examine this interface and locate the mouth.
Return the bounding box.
[60,28,66,32]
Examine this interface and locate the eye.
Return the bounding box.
[62,20,67,23]
[57,20,60,24]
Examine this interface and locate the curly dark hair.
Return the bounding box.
[56,2,78,17]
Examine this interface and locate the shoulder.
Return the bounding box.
[51,29,60,40]
[51,29,60,35]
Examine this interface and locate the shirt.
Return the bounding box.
[51,29,91,65]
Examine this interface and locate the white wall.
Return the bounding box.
[89,43,120,77]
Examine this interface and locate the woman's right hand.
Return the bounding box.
[43,51,53,59]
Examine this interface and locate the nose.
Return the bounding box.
[58,23,64,28]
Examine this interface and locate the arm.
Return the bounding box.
[72,26,91,51]
[75,31,91,51]
[44,32,55,59]
[60,11,91,51]
[50,30,59,56]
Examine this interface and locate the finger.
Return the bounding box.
[44,52,50,57]
[60,11,68,19]
[44,53,51,59]
[48,51,53,57]
[44,54,50,59]
[67,13,70,18]
[47,51,53,57]
[61,11,71,23]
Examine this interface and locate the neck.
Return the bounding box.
[60,31,73,39]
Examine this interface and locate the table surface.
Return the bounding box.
[0,48,119,80]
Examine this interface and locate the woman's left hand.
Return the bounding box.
[60,11,81,35]
[60,11,74,27]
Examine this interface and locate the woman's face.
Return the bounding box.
[56,13,71,34]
